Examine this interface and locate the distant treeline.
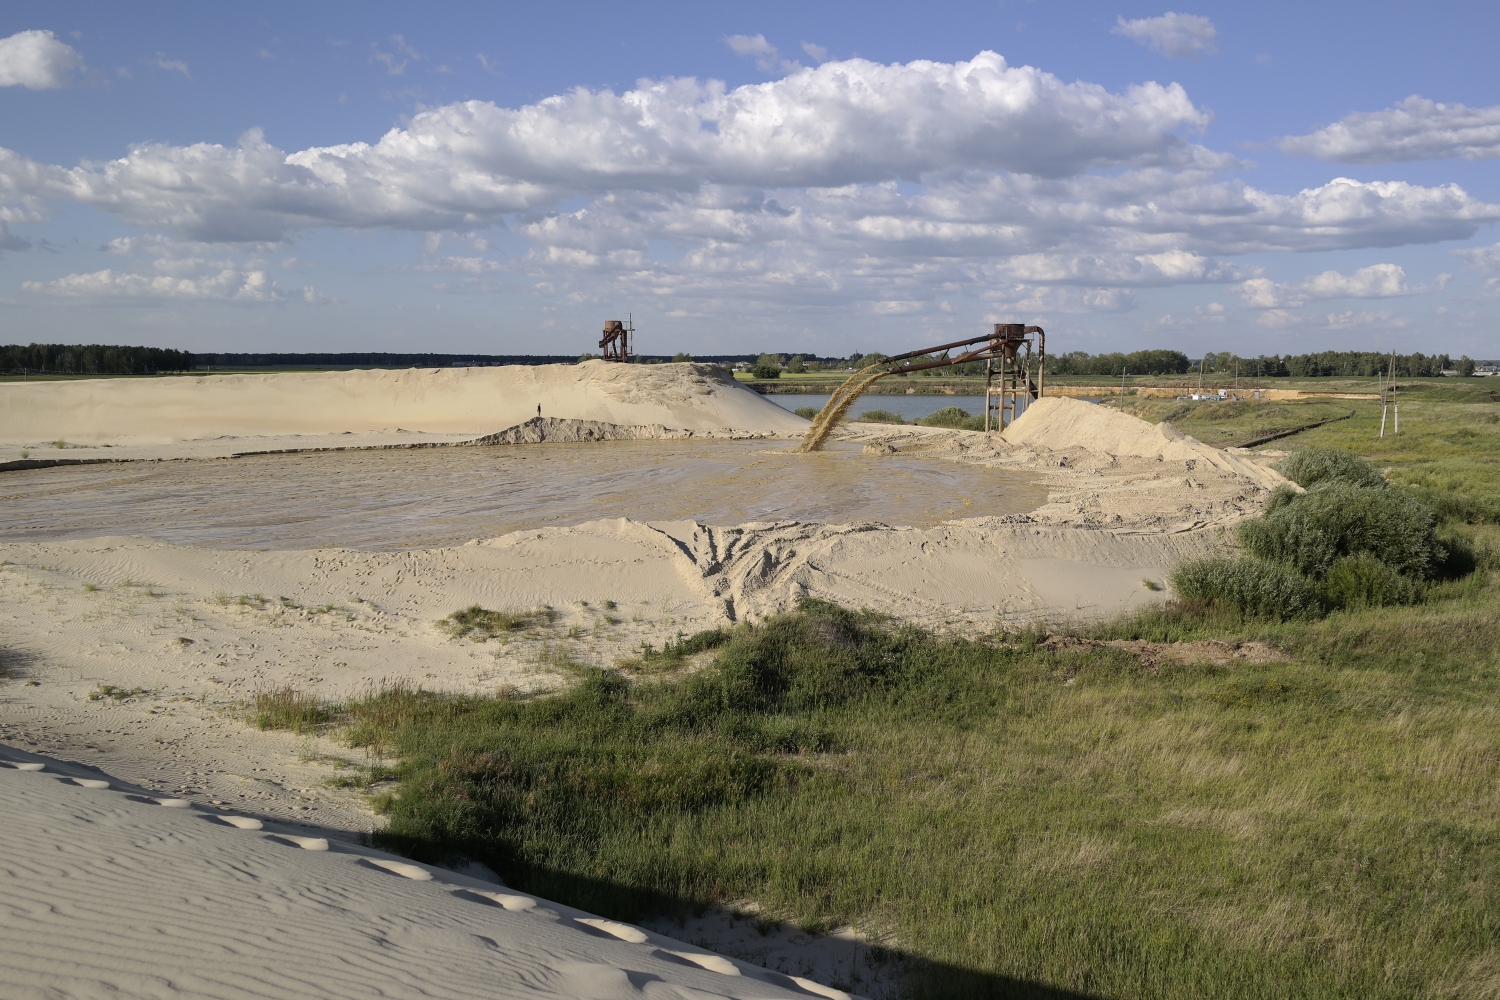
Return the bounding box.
[2,343,195,375]
[1050,350,1472,379]
[1047,350,1192,376]
[1221,351,1459,378]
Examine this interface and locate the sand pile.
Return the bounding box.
[1000,397,1285,490]
[0,748,853,1000]
[0,361,808,462]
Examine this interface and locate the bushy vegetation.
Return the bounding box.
[857,408,903,424]
[1169,557,1323,619]
[916,406,987,431]
[1275,447,1388,489]
[793,405,820,420]
[1239,480,1441,579]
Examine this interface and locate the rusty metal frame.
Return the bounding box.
[599,315,635,362]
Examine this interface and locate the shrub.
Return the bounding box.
[1239,482,1441,579]
[917,406,971,428]
[916,406,990,431]
[752,363,781,379]
[1276,448,1387,490]
[1169,557,1323,620]
[857,409,903,424]
[1320,554,1423,610]
[794,406,819,420]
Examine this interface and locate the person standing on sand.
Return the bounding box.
[537,404,542,418]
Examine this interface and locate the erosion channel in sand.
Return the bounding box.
[0,362,1289,999]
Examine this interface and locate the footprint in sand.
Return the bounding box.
[71,777,110,789]
[214,815,263,830]
[575,917,648,943]
[152,798,191,807]
[457,888,538,912]
[365,858,432,880]
[8,762,45,771]
[270,834,329,851]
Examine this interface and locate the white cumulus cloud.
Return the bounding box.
[1237,263,1442,309]
[23,268,317,303]
[1280,96,1500,163]
[1112,13,1218,59]
[0,29,82,89]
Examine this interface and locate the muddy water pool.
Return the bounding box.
[0,439,1046,551]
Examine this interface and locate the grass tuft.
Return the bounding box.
[439,604,549,640]
[253,686,333,733]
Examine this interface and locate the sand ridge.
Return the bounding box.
[0,360,809,461]
[0,748,859,999]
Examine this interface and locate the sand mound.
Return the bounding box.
[0,749,851,999]
[471,416,776,446]
[0,361,808,449]
[1001,397,1285,489]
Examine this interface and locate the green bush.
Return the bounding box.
[1239,482,1440,579]
[1169,557,1323,620]
[916,406,989,431]
[1276,448,1387,490]
[857,409,903,424]
[1320,554,1423,610]
[793,405,819,420]
[917,406,971,428]
[752,363,781,379]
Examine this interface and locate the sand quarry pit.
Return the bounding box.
[0,361,1286,996]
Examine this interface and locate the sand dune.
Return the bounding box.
[0,748,855,999]
[0,361,807,457]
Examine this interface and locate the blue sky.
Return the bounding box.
[2,1,1498,359]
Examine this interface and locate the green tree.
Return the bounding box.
[786,355,805,373]
[1458,355,1476,376]
[671,352,693,363]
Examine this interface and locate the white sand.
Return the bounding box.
[0,362,807,464]
[0,748,856,999]
[0,373,1287,996]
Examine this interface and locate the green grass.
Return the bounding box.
[439,604,551,640]
[1124,397,1358,449]
[266,572,1500,999]
[252,686,334,733]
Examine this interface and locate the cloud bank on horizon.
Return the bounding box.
[1,11,1498,354]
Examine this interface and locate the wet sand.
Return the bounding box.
[0,439,1047,550]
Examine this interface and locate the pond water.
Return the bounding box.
[771,394,1027,422]
[0,438,1047,551]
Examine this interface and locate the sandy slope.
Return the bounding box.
[0,361,807,463]
[0,748,856,1000]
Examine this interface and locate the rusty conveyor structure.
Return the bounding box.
[800,323,1045,452]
